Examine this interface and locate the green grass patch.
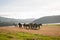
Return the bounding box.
[0,32,60,40]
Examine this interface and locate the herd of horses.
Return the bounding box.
[18,23,42,30]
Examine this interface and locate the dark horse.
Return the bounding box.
[23,23,30,29]
[30,23,42,30]
[23,23,42,30]
[18,23,22,28]
[37,23,42,29]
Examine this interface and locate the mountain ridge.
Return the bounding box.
[0,17,35,26]
[33,15,60,24]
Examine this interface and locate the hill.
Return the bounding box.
[0,17,35,26]
[33,15,60,24]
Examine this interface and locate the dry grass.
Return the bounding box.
[0,25,60,36]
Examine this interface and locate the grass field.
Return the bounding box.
[0,25,60,40]
[0,32,60,40]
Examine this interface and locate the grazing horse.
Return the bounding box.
[23,23,42,30]
[18,23,22,28]
[29,23,38,30]
[32,23,42,30]
[23,23,34,29]
[23,23,30,29]
[37,24,42,29]
[29,23,31,29]
[33,23,37,29]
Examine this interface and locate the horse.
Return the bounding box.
[23,23,34,29]
[18,23,22,28]
[23,23,42,30]
[37,23,42,29]
[29,23,34,29]
[23,23,30,29]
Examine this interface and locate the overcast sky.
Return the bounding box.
[0,0,60,19]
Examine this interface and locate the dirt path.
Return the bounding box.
[0,25,60,36]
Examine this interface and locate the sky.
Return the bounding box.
[0,0,60,19]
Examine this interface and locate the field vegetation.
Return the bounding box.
[0,31,60,40]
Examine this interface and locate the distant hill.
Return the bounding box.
[33,15,60,24]
[0,17,35,26]
[20,18,35,23]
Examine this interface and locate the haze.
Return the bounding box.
[0,0,60,19]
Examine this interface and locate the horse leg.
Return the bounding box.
[38,26,40,29]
